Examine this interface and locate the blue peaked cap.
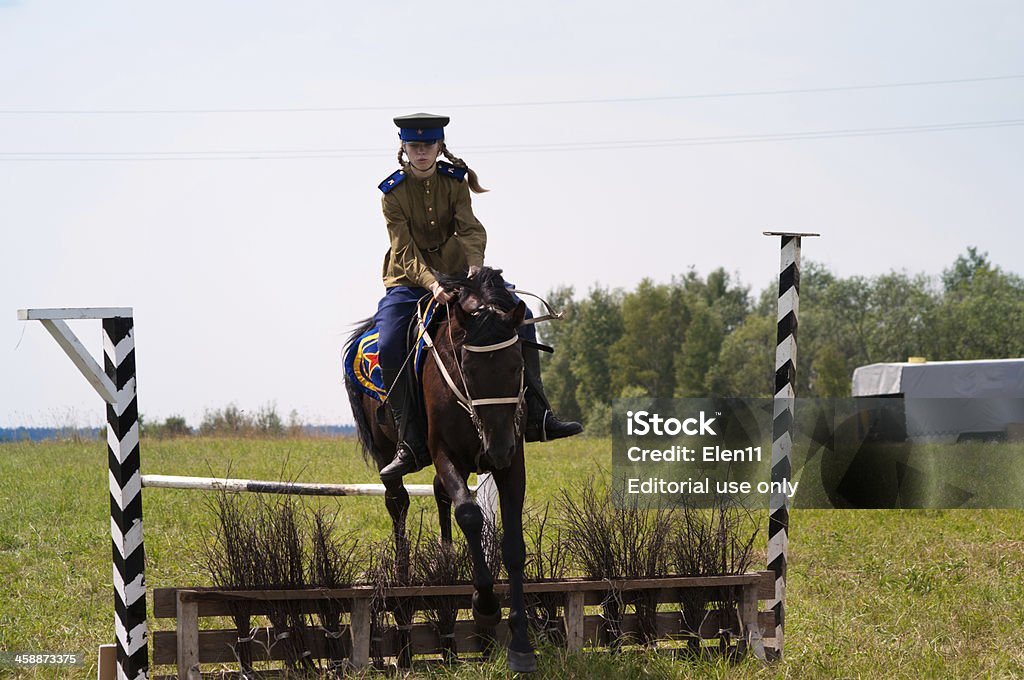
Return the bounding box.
[394,112,449,142]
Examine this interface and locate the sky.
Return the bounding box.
[2,1,1022,428]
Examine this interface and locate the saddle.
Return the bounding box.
[343,298,441,403]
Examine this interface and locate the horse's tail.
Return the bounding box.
[343,318,380,464]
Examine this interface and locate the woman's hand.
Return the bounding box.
[468,265,481,277]
[430,281,453,304]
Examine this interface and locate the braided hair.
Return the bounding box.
[441,143,488,194]
[396,142,488,194]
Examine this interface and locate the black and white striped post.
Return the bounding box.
[104,316,148,680]
[18,308,148,680]
[762,232,817,658]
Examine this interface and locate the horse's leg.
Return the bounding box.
[494,454,537,673]
[432,472,459,662]
[434,454,501,627]
[383,477,411,579]
[383,477,414,669]
[433,473,453,544]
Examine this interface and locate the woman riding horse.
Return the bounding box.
[372,112,581,482]
[346,266,541,672]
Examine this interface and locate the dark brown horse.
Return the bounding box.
[344,267,536,673]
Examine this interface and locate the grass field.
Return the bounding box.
[1,436,1023,678]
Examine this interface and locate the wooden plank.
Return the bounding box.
[169,574,765,605]
[565,592,584,651]
[155,627,334,666]
[152,608,778,667]
[148,620,514,664]
[176,594,199,680]
[740,584,768,661]
[153,588,178,618]
[350,598,370,669]
[756,570,776,599]
[156,575,770,620]
[580,612,686,647]
[97,644,116,680]
[578,610,770,644]
[154,587,360,618]
[157,586,753,619]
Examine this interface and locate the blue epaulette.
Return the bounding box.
[378,169,407,194]
[437,161,467,182]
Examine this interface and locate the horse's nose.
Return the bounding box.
[483,443,515,470]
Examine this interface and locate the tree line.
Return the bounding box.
[538,248,1024,435]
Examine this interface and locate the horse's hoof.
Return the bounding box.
[472,591,502,627]
[506,649,537,673]
[472,605,502,628]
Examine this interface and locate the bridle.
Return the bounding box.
[417,299,526,462]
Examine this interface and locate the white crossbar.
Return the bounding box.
[141,473,493,499]
[18,307,133,320]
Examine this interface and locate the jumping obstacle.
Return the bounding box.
[20,235,820,677]
[17,307,495,680]
[151,573,775,678]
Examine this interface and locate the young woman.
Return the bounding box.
[374,113,582,481]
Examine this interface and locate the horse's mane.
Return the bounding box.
[436,267,519,346]
[436,267,516,310]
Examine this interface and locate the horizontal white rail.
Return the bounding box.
[141,473,491,498]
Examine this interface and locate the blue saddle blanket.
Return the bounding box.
[343,299,440,402]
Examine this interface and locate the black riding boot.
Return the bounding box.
[378,368,430,481]
[523,344,583,442]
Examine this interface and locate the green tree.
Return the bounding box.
[810,342,850,397]
[569,287,624,423]
[706,314,775,398]
[678,267,750,332]
[674,298,725,397]
[609,280,685,398]
[931,263,1024,359]
[863,272,938,363]
[161,415,192,438]
[539,286,583,423]
[941,245,991,292]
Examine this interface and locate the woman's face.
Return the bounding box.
[404,141,441,171]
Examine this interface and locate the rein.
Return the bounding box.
[507,288,563,325]
[417,302,525,406]
[417,299,525,467]
[415,285,564,468]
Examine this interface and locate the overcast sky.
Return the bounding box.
[2,1,1022,428]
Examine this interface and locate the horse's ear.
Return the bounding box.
[508,300,527,328]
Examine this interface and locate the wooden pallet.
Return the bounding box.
[153,572,776,678]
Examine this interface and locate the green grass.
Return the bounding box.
[1,436,1023,678]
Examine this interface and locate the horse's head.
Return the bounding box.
[438,267,528,470]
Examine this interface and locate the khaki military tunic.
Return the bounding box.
[380,164,486,289]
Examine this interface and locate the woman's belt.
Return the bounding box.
[422,234,453,253]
